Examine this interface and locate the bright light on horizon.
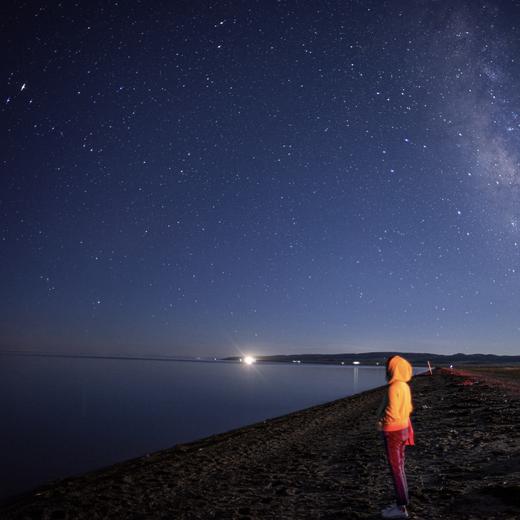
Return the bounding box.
[243,356,256,365]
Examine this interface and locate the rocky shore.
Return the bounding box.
[2,369,519,519]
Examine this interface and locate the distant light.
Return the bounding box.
[341,361,345,365]
[244,356,256,365]
[353,361,361,365]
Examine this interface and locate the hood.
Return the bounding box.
[386,355,412,384]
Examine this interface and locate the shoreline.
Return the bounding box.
[2,369,520,519]
[1,380,391,509]
[0,363,401,505]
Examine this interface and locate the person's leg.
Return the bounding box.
[383,430,409,507]
[397,437,408,506]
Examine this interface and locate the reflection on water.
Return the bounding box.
[0,355,423,501]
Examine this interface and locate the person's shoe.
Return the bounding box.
[381,504,397,514]
[381,504,409,519]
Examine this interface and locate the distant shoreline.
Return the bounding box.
[0,351,423,371]
[3,349,520,367]
[224,351,520,367]
[0,351,223,364]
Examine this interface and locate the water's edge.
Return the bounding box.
[1,371,428,508]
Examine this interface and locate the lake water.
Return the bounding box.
[0,355,424,501]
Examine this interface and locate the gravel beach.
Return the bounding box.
[2,368,519,519]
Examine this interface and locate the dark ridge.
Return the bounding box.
[223,352,520,366]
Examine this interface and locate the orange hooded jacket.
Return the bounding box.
[380,355,413,432]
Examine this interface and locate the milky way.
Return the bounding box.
[1,1,519,356]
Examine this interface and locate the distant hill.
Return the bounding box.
[223,352,520,367]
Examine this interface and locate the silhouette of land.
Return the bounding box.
[225,351,520,367]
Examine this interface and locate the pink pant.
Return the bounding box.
[383,428,410,506]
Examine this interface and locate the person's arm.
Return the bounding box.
[376,390,388,429]
[376,392,387,419]
[380,383,403,426]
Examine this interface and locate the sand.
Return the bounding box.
[2,368,519,519]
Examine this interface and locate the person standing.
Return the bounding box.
[377,355,415,519]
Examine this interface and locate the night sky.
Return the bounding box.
[2,1,519,357]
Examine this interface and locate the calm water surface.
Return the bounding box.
[1,355,423,500]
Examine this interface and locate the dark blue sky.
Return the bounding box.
[2,1,519,357]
